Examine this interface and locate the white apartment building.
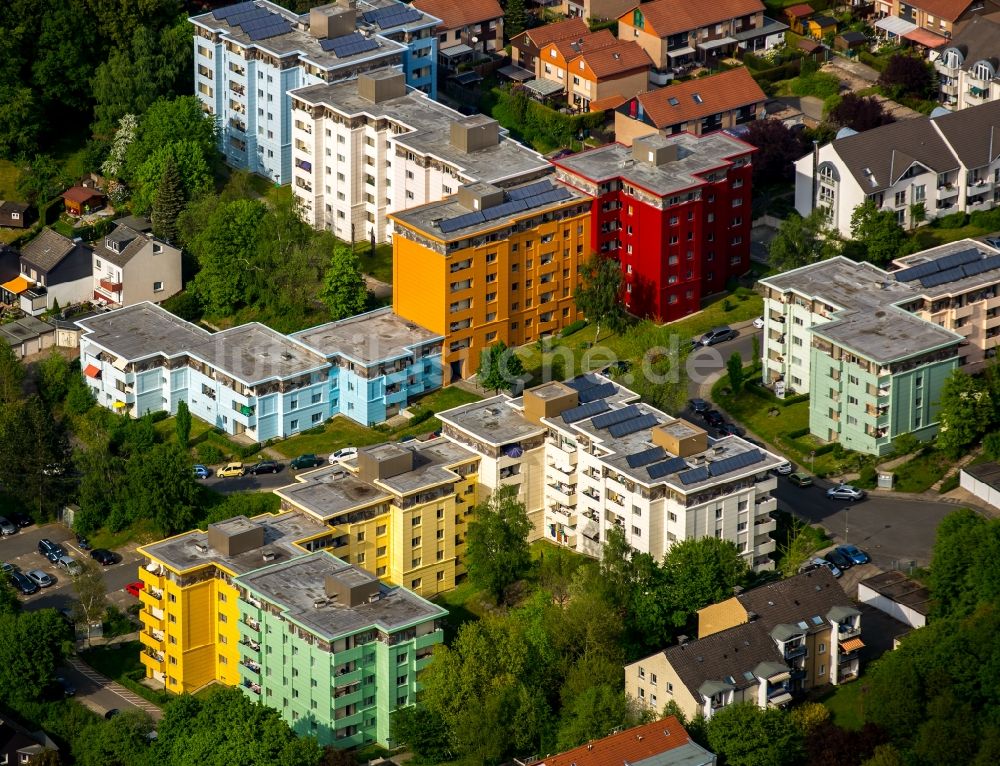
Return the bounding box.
[931,16,1000,111]
[439,375,782,570]
[288,69,551,242]
[795,98,1000,237]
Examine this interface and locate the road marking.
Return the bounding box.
[67,657,162,716]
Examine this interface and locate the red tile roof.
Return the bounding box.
[911,0,978,22]
[624,0,766,37]
[575,40,652,78]
[62,186,104,204]
[590,94,629,111]
[785,3,815,18]
[511,17,590,52]
[623,67,766,129]
[412,0,503,30]
[536,717,695,766]
[548,28,618,61]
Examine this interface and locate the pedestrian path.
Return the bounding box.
[66,656,163,719]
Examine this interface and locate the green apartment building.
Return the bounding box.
[234,550,446,748]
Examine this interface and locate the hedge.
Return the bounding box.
[490,86,606,152]
[787,426,811,439]
[560,319,588,337]
[750,59,802,86]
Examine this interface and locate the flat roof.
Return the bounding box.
[290,73,548,186]
[810,306,962,364]
[554,132,752,197]
[963,460,1000,492]
[891,239,1000,297]
[191,0,407,72]
[292,307,441,364]
[236,550,446,639]
[141,511,329,575]
[438,396,547,445]
[860,569,932,615]
[760,256,912,311]
[277,437,476,519]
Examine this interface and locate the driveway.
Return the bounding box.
[201,467,297,495]
[62,656,163,721]
[687,323,763,399]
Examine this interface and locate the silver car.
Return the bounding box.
[55,556,84,576]
[826,484,866,501]
[26,569,54,588]
[0,517,17,535]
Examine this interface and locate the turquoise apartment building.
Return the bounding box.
[235,551,446,747]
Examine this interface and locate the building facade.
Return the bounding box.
[191,0,440,184]
[77,303,442,436]
[289,69,549,243]
[932,16,1000,110]
[438,375,782,571]
[553,132,754,322]
[17,229,92,313]
[391,178,591,383]
[759,240,1000,454]
[275,438,481,598]
[794,99,1000,237]
[91,219,182,308]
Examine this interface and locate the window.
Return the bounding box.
[410,578,421,589]
[153,280,164,293]
[411,536,421,547]
[290,419,298,430]
[819,642,826,654]
[377,524,387,535]
[631,525,641,536]
[412,515,421,526]
[639,666,645,679]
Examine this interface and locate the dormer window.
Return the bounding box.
[105,237,119,253]
[153,243,163,254]
[973,59,996,81]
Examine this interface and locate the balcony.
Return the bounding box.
[228,82,245,96]
[784,643,807,660]
[241,658,261,674]
[838,622,862,640]
[243,679,261,695]
[754,516,776,534]
[139,630,164,651]
[240,637,260,653]
[243,616,260,632]
[140,650,165,675]
[334,667,363,687]
[937,182,959,197]
[99,277,122,294]
[140,610,164,633]
[295,178,313,193]
[548,483,577,504]
[547,462,574,477]
[295,158,312,172]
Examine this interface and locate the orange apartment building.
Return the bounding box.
[390,178,591,383]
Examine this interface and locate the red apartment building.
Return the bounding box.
[552,131,754,321]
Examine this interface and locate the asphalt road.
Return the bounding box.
[0,523,143,612]
[687,327,762,399]
[200,466,297,494]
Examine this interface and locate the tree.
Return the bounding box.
[175,400,192,450]
[74,710,157,766]
[477,340,526,393]
[0,608,70,707]
[92,26,173,138]
[556,683,632,749]
[191,198,267,314]
[727,351,744,392]
[768,210,840,272]
[504,0,528,37]
[16,154,72,206]
[909,202,926,230]
[72,560,108,645]
[660,537,750,630]
[0,84,40,157]
[151,155,184,244]
[706,704,804,766]
[120,443,200,535]
[850,200,909,266]
[879,53,936,100]
[130,140,213,215]
[37,351,73,409]
[742,119,806,183]
[320,241,369,320]
[0,342,25,404]
[575,254,626,342]
[752,333,761,370]
[790,701,831,736]
[936,369,993,458]
[465,484,532,603]
[125,96,218,178]
[390,706,453,763]
[828,93,895,132]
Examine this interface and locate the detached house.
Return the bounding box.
[510,17,589,70]
[933,15,1000,110]
[91,218,182,308]
[615,67,767,145]
[17,228,92,314]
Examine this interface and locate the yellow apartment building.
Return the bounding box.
[391,178,591,383]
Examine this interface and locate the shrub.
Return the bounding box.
[969,208,1000,231]
[935,211,968,229]
[409,407,435,426]
[857,464,877,487]
[233,442,262,460]
[560,319,588,337]
[813,443,837,456]
[787,427,811,439]
[196,443,226,464]
[939,473,960,493]
[147,410,169,423]
[782,392,810,407]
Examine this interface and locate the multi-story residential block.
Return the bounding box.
[553,132,754,322]
[617,0,769,82]
[17,229,93,314]
[932,16,1000,110]
[136,512,445,748]
[234,550,445,747]
[626,568,861,720]
[758,239,1000,454]
[516,717,716,766]
[615,68,768,146]
[873,0,1000,44]
[288,69,549,242]
[77,302,442,435]
[391,178,590,382]
[191,0,441,184]
[438,374,782,570]
[795,99,1000,236]
[510,17,590,71]
[90,218,181,308]
[275,437,480,598]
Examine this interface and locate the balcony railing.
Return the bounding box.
[244,617,260,632]
[242,658,261,673]
[784,643,807,659]
[243,679,261,695]
[99,277,122,293]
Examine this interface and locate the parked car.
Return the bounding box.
[104,709,120,720]
[8,511,32,528]
[719,422,745,437]
[247,460,280,475]
[985,236,1000,249]
[91,548,115,566]
[836,544,871,565]
[55,556,83,577]
[0,517,17,536]
[125,581,145,598]
[328,447,358,464]
[688,398,711,414]
[217,462,245,478]
[753,316,765,329]
[694,326,737,346]
[38,539,65,560]
[826,484,866,501]
[703,410,725,428]
[193,464,210,479]
[774,462,793,475]
[800,556,841,578]
[10,571,38,595]
[788,472,813,487]
[825,549,853,570]
[76,534,91,551]
[290,454,323,470]
[1,562,15,577]
[54,676,76,697]
[26,569,54,588]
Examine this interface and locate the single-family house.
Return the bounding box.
[18,228,93,313]
[61,186,105,217]
[567,39,653,112]
[785,3,814,34]
[807,14,838,38]
[536,29,617,87]
[510,17,589,70]
[615,67,767,145]
[413,0,503,61]
[0,718,59,765]
[0,201,31,229]
[91,218,182,308]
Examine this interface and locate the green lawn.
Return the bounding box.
[910,222,990,249]
[0,160,22,201]
[891,448,953,493]
[360,242,393,284]
[81,642,173,706]
[270,387,482,459]
[818,676,867,730]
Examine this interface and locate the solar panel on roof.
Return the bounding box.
[564,374,601,392]
[707,449,763,477]
[920,267,966,289]
[592,404,641,430]
[935,248,981,272]
[438,211,486,233]
[364,5,423,27]
[608,413,659,439]
[578,382,616,403]
[250,21,291,40]
[213,1,255,20]
[963,254,1000,277]
[230,6,270,26]
[323,32,379,57]
[561,400,611,424]
[678,466,710,485]
[625,446,666,469]
[893,261,937,282]
[646,456,689,480]
[507,181,555,200]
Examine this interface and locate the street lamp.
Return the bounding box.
[810,450,815,474]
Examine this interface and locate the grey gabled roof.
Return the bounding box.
[770,623,804,642]
[936,15,1000,68]
[827,604,861,622]
[736,567,855,635]
[93,224,151,268]
[930,98,1000,169]
[19,228,79,273]
[831,118,959,193]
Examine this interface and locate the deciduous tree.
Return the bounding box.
[769,210,840,272]
[465,484,532,603]
[575,254,626,342]
[936,369,993,457]
[477,340,526,393]
[706,703,804,766]
[320,242,369,320]
[191,198,267,314]
[828,93,895,133]
[661,537,750,631]
[72,560,108,646]
[727,351,745,392]
[0,608,70,707]
[850,199,909,266]
[879,54,936,100]
[742,118,806,183]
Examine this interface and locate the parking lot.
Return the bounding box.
[1,522,143,613]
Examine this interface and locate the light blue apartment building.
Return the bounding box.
[77,303,443,440]
[191,0,439,184]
